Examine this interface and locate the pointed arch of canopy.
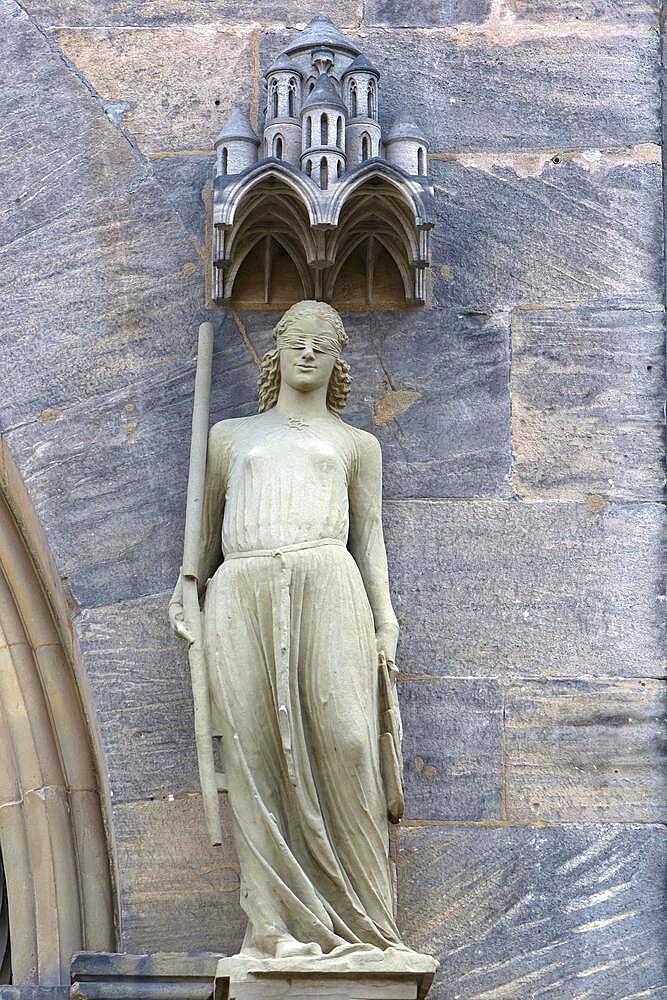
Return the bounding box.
[214,161,323,228]
[0,440,115,989]
[212,158,434,306]
[325,160,435,229]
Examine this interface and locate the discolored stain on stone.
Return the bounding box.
[373,389,422,427]
[585,494,608,513]
[511,306,666,500]
[53,26,257,154]
[398,824,667,998]
[113,795,245,955]
[505,678,667,823]
[385,499,666,678]
[400,678,502,820]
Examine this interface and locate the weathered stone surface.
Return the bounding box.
[368,0,657,26]
[113,795,245,954]
[505,678,667,823]
[240,308,512,499]
[0,0,140,238]
[5,318,259,608]
[508,0,658,24]
[430,153,663,309]
[385,499,666,677]
[71,951,221,999]
[263,27,660,151]
[512,306,666,500]
[77,593,200,803]
[24,0,362,27]
[0,1,206,429]
[54,26,257,154]
[365,0,490,27]
[150,155,214,247]
[400,679,502,820]
[398,824,667,999]
[2,182,206,429]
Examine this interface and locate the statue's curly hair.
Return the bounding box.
[257,301,352,415]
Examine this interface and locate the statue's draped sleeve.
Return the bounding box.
[347,430,398,633]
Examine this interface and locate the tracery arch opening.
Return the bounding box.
[367,80,376,118]
[349,80,358,117]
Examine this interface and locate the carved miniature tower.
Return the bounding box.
[300,60,347,188]
[384,118,429,176]
[212,14,434,305]
[213,107,260,177]
[264,52,303,165]
[342,55,381,164]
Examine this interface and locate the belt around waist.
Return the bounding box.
[224,538,346,560]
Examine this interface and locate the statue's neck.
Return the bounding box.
[275,383,329,419]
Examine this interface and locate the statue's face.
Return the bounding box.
[278,313,338,394]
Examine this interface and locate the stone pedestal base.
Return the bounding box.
[219,974,428,1000]
[67,951,437,1000]
[215,953,437,1000]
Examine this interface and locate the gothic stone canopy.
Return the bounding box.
[212,15,435,308]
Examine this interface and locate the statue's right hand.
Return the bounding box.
[169,600,195,645]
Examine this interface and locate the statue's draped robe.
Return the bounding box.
[199,409,404,958]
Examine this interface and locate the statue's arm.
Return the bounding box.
[348,431,399,664]
[169,422,228,642]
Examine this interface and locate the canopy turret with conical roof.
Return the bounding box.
[214,107,260,176]
[265,50,302,122]
[301,72,347,114]
[265,51,301,78]
[283,13,360,58]
[342,53,380,78]
[383,117,429,177]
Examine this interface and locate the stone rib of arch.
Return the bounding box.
[0,442,114,988]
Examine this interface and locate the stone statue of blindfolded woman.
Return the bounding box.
[169,300,436,978]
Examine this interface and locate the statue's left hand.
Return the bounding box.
[375,621,399,667]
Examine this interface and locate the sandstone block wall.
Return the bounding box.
[1,0,665,996]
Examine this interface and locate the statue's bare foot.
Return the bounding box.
[274,939,323,959]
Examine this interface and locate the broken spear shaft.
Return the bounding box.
[181,321,222,846]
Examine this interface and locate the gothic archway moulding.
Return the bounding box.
[0,440,115,988]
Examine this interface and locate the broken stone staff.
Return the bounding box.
[181,320,223,846]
